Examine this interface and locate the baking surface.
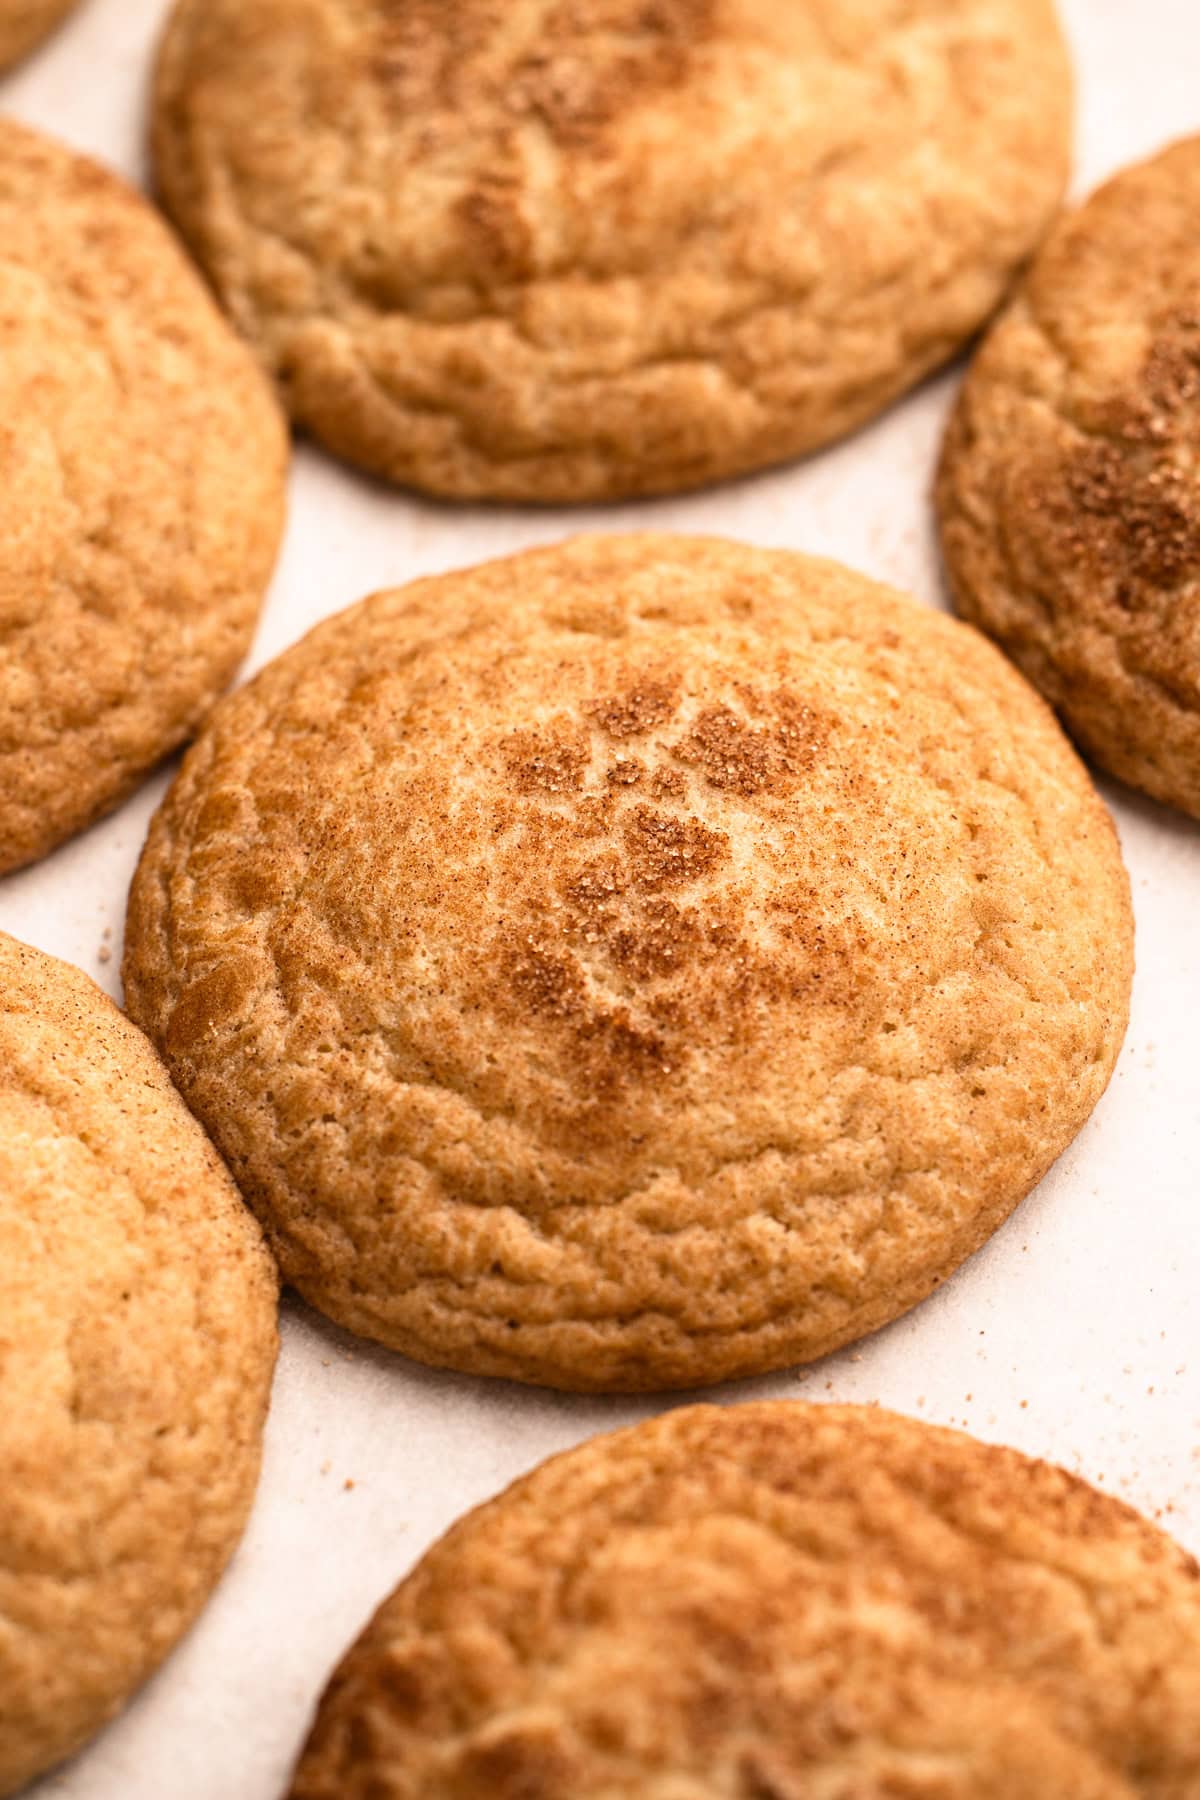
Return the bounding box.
[3,1,1198,1794]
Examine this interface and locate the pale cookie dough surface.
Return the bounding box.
[0,931,279,1796]
[0,118,288,877]
[123,536,1133,1393]
[938,136,1200,820]
[289,1402,1200,1799]
[151,0,1072,501]
[0,0,77,72]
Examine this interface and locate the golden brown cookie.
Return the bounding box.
[0,930,278,1796]
[289,1402,1200,1799]
[0,119,288,877]
[0,0,77,71]
[938,137,1200,819]
[150,0,1072,501]
[123,535,1132,1392]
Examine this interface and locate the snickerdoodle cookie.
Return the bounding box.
[151,0,1072,501]
[289,1402,1200,1799]
[123,536,1131,1392]
[0,931,277,1795]
[0,119,288,877]
[0,0,77,71]
[938,137,1200,819]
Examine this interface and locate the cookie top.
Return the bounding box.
[289,1402,1200,1798]
[0,931,278,1794]
[151,0,1071,501]
[0,119,288,876]
[938,136,1200,819]
[123,536,1131,1392]
[0,0,77,71]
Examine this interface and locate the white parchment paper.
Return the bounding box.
[3,2,1198,1792]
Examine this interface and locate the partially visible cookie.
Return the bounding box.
[938,136,1200,819]
[123,535,1132,1392]
[0,930,278,1796]
[289,1402,1200,1799]
[0,119,288,876]
[0,0,77,71]
[151,0,1072,500]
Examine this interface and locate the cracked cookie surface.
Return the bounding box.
[123,536,1132,1391]
[0,119,288,875]
[289,1402,1200,1799]
[151,0,1070,500]
[0,0,76,70]
[0,930,278,1796]
[938,136,1200,819]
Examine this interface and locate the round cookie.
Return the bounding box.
[0,0,77,71]
[0,930,278,1795]
[123,535,1132,1392]
[0,119,288,877]
[938,137,1200,819]
[289,1402,1200,1798]
[150,0,1072,502]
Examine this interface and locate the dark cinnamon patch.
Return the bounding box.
[1143,314,1200,415]
[509,0,715,146]
[369,3,455,104]
[605,756,644,789]
[587,676,680,739]
[164,960,255,1058]
[230,861,288,913]
[672,692,830,797]
[608,899,703,980]
[573,793,617,837]
[578,1009,671,1082]
[487,669,849,1116]
[650,767,687,801]
[455,169,534,281]
[622,805,727,891]
[374,1644,446,1728]
[498,930,673,1089]
[503,939,586,1020]
[1062,444,1200,591]
[762,881,873,1008]
[451,1717,580,1797]
[1054,312,1200,597]
[567,852,626,912]
[502,724,590,795]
